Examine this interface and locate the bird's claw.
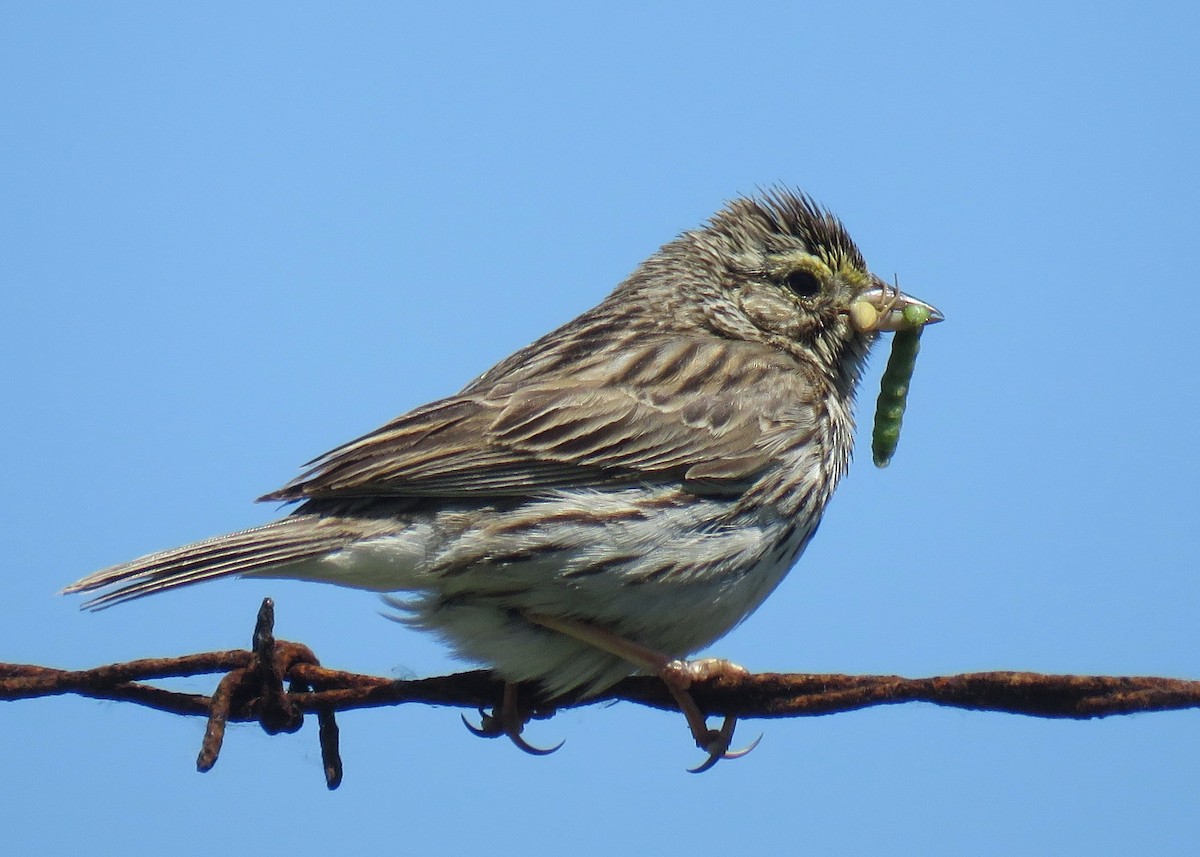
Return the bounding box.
[510,731,565,756]
[687,714,763,773]
[658,658,760,772]
[460,709,497,738]
[460,686,564,757]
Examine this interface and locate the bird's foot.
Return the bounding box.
[660,658,762,773]
[461,681,564,756]
[520,611,761,770]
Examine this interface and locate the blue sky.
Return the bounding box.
[3,2,1199,853]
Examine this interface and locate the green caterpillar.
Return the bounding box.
[871,303,932,468]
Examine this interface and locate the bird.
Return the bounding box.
[65,189,942,770]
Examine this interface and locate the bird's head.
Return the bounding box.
[642,189,942,387]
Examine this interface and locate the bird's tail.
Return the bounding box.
[63,513,397,609]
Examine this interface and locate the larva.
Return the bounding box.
[871,303,932,468]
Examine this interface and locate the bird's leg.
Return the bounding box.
[461,681,563,756]
[523,611,760,772]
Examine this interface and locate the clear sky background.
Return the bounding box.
[3,3,1198,854]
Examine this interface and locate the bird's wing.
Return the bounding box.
[260,340,817,502]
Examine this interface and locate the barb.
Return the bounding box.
[4,599,1198,788]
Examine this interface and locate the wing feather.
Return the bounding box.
[260,339,816,503]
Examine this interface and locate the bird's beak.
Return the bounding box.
[850,283,944,333]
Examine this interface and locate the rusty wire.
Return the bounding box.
[3,598,1198,789]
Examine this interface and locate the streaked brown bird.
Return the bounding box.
[66,189,941,770]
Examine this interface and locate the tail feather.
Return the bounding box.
[63,514,391,610]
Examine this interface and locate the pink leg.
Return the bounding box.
[524,612,761,772]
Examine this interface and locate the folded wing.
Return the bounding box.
[262,339,815,503]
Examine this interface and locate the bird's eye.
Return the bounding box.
[782,268,822,298]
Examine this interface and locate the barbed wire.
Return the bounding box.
[4,598,1197,789]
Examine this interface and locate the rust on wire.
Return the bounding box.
[197,666,243,773]
[190,598,341,788]
[4,598,1200,789]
